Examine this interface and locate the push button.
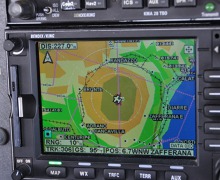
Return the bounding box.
[205,2,215,12]
[204,88,220,100]
[205,123,220,134]
[74,168,95,179]
[148,0,169,8]
[174,0,196,7]
[122,0,143,9]
[204,70,220,83]
[165,171,187,180]
[205,140,220,151]
[46,167,66,178]
[204,106,220,117]
[85,0,107,9]
[60,0,81,10]
[104,169,125,179]
[135,170,156,179]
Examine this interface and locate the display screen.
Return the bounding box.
[38,39,196,157]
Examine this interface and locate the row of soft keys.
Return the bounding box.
[60,0,197,11]
[203,70,220,152]
[47,166,188,180]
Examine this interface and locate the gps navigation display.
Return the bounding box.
[38,39,196,157]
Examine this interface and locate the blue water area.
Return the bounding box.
[162,77,196,156]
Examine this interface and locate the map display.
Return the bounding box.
[38,39,196,157]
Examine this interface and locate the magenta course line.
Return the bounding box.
[51,50,58,86]
[116,43,122,147]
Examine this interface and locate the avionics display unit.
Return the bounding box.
[4,26,220,180]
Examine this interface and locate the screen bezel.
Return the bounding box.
[27,28,203,166]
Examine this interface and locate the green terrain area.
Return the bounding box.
[101,76,137,121]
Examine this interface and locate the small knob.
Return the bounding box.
[43,7,53,15]
[8,0,36,19]
[0,128,8,145]
[4,38,24,52]
[11,164,31,180]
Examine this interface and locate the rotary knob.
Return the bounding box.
[8,0,36,19]
[3,38,24,54]
[11,164,31,180]
[0,128,8,145]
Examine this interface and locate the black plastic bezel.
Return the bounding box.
[6,26,217,180]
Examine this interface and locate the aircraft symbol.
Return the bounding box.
[113,94,124,105]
